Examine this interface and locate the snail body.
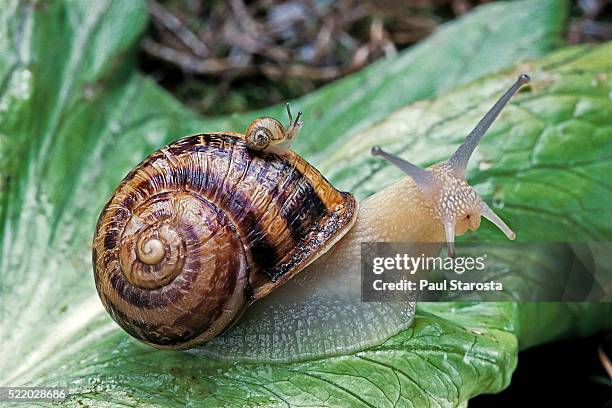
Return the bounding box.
[93,75,530,360]
[197,176,439,361]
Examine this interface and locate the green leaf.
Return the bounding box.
[2,0,610,407]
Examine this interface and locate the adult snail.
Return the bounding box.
[93,74,530,361]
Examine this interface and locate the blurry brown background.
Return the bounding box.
[139,0,612,115]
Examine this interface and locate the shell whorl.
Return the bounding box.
[93,133,357,349]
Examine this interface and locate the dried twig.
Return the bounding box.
[599,346,612,380]
[140,0,611,113]
[142,39,255,76]
[142,0,413,85]
[147,0,208,58]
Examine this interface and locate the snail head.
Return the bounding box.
[372,74,530,256]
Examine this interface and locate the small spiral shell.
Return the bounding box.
[245,117,285,151]
[93,133,357,349]
[245,127,272,150]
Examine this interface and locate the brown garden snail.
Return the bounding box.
[244,103,304,151]
[93,74,530,359]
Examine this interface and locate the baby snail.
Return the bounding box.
[244,103,304,152]
[93,74,530,357]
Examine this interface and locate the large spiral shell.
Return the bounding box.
[93,133,357,349]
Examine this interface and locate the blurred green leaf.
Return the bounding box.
[1,0,611,407]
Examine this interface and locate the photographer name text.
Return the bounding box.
[372,279,503,291]
[370,253,502,293]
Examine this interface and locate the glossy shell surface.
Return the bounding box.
[93,133,357,349]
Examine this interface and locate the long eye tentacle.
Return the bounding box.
[480,201,516,240]
[371,146,438,194]
[293,111,303,128]
[447,74,530,178]
[284,103,304,147]
[286,102,293,124]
